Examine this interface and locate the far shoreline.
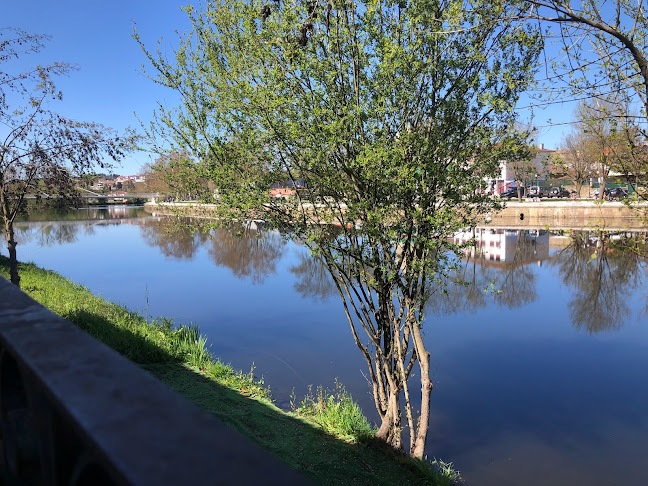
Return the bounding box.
[144,200,648,231]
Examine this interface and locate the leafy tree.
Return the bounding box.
[0,28,135,286]
[77,173,98,189]
[557,129,597,197]
[504,127,538,200]
[146,151,210,201]
[526,0,648,118]
[139,161,171,194]
[575,100,642,198]
[137,0,541,458]
[523,0,648,197]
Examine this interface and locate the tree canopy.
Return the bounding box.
[138,0,541,458]
[143,151,212,201]
[526,0,648,120]
[522,0,648,197]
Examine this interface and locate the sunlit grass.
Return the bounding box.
[292,380,375,443]
[413,457,463,486]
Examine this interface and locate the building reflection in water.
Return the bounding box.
[453,228,549,266]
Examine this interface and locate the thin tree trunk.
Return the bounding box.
[1,188,20,287]
[4,219,20,287]
[375,386,402,449]
[410,323,433,459]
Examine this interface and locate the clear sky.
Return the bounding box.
[4,1,571,175]
[4,0,192,175]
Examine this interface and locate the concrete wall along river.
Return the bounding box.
[486,201,648,231]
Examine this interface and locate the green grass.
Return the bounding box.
[0,255,460,485]
[292,380,376,444]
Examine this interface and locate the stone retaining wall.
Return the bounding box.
[487,201,648,230]
[146,201,648,231]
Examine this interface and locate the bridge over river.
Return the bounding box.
[22,188,163,202]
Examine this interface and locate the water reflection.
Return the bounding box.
[427,229,547,314]
[136,218,287,283]
[17,205,149,222]
[15,208,648,336]
[206,225,286,283]
[426,228,648,334]
[139,217,210,260]
[14,206,148,248]
[454,228,549,265]
[140,217,335,293]
[290,251,337,301]
[549,230,648,333]
[15,222,86,247]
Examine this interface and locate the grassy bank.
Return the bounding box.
[0,256,459,486]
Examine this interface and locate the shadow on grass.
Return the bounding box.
[62,308,442,486]
[65,308,174,364]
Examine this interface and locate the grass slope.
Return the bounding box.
[0,256,458,485]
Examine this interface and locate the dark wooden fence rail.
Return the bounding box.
[0,277,309,485]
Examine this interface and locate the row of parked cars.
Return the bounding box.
[500,186,629,200]
[499,186,572,199]
[601,187,629,199]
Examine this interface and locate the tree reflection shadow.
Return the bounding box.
[425,230,542,314]
[139,217,209,260]
[206,225,286,283]
[549,231,648,333]
[289,251,337,301]
[428,228,648,334]
[492,231,539,309]
[138,218,286,283]
[14,220,97,248]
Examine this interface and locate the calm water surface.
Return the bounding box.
[11,206,648,486]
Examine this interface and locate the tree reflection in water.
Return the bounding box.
[19,212,648,337]
[139,217,209,260]
[289,250,337,302]
[491,231,540,309]
[138,218,286,283]
[549,230,648,334]
[206,224,286,284]
[429,227,648,334]
[426,229,544,314]
[14,206,148,250]
[14,221,97,248]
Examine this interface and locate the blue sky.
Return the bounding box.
[4,0,191,175]
[4,1,570,175]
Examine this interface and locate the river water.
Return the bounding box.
[10,206,648,486]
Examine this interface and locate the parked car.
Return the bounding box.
[499,187,525,199]
[547,187,570,198]
[605,187,629,200]
[527,186,545,198]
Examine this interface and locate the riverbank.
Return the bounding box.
[145,200,648,230]
[0,257,458,486]
[489,199,648,230]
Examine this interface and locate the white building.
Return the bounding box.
[488,145,555,194]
